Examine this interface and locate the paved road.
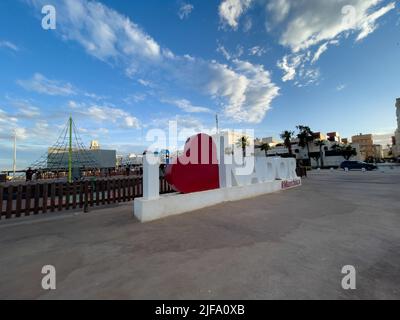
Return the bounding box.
[0,170,399,299]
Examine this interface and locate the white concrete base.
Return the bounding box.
[134,178,301,222]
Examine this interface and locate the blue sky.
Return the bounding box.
[0,0,399,169]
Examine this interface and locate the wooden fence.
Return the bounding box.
[0,177,173,220]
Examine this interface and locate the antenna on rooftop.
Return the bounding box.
[12,129,17,180]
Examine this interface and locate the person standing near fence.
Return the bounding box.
[26,168,34,182]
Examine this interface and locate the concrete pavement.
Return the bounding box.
[0,170,399,299]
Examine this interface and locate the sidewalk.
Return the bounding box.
[0,171,399,299]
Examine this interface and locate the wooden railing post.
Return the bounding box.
[127,178,132,200]
[107,179,111,204]
[134,178,139,198]
[50,183,56,212]
[58,183,63,212]
[16,185,22,218]
[89,180,94,207]
[33,183,40,215]
[25,184,32,216]
[42,183,48,214]
[0,185,4,219]
[65,183,71,211]
[113,179,117,203]
[6,185,13,219]
[96,180,100,206]
[72,182,77,209]
[84,180,89,212]
[101,180,106,205]
[79,182,84,208]
[122,179,127,202]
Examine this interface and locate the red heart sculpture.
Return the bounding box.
[165,133,220,194]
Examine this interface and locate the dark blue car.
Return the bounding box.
[340,161,377,171]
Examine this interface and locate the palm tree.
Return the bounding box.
[314,139,326,168]
[236,136,250,164]
[297,125,315,162]
[260,143,271,157]
[280,131,294,155]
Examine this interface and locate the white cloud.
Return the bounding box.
[68,101,140,129]
[33,0,162,64]
[0,40,19,52]
[216,43,232,60]
[266,0,291,24]
[216,43,244,61]
[295,68,321,87]
[166,55,279,123]
[13,102,41,118]
[243,16,253,32]
[17,73,76,96]
[0,109,18,125]
[137,79,152,87]
[248,46,266,57]
[151,115,205,132]
[123,93,146,104]
[271,1,395,84]
[355,2,396,41]
[219,0,253,29]
[175,115,204,131]
[277,52,322,86]
[336,84,347,91]
[277,54,302,82]
[83,92,107,101]
[221,59,280,122]
[78,127,110,140]
[0,109,52,142]
[124,116,140,129]
[26,0,280,124]
[178,3,194,20]
[18,73,107,100]
[161,98,212,113]
[311,42,329,64]
[267,0,396,52]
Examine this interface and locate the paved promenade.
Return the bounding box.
[0,170,399,299]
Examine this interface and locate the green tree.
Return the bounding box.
[280,130,294,155]
[314,140,326,168]
[297,125,315,161]
[260,143,271,156]
[236,136,250,164]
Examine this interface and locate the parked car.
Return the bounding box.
[340,161,378,171]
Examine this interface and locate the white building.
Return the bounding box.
[265,133,361,168]
[212,131,255,159]
[392,98,400,158]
